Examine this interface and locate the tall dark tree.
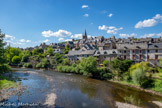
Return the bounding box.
[0,29,10,73]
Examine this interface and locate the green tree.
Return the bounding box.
[5,46,22,63]
[110,58,133,80]
[78,56,97,76]
[12,56,21,64]
[103,60,110,67]
[45,47,54,56]
[32,48,44,55]
[0,29,10,73]
[132,68,146,86]
[63,58,70,65]
[64,45,70,54]
[54,53,63,64]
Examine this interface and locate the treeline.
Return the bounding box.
[4,46,65,69]
[57,57,162,92]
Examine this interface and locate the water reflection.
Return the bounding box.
[2,68,162,108]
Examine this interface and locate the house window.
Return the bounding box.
[148,50,150,53]
[124,50,126,53]
[147,55,150,60]
[155,55,158,60]
[140,55,142,59]
[140,50,142,53]
[133,50,135,53]
[124,55,126,59]
[104,52,107,54]
[155,49,158,53]
[97,51,100,54]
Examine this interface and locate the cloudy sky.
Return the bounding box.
[0,0,162,48]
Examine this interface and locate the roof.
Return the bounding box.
[94,50,118,56]
[68,50,96,56]
[117,43,148,50]
[68,50,82,56]
[148,43,162,49]
[81,50,96,55]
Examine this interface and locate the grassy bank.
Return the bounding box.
[0,75,18,90]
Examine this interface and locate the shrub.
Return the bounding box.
[153,78,162,92]
[0,64,11,73]
[97,67,112,79]
[36,63,42,68]
[103,60,109,67]
[23,63,33,68]
[41,58,50,68]
[18,62,24,67]
[21,55,29,62]
[129,62,149,76]
[132,68,146,86]
[12,56,21,64]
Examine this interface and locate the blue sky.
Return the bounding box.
[0,0,162,48]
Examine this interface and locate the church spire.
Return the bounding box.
[82,29,87,40]
[84,29,87,37]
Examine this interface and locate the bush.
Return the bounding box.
[140,78,154,88]
[153,78,162,92]
[23,63,33,68]
[12,56,21,64]
[18,62,24,67]
[36,63,42,68]
[103,60,109,66]
[132,68,146,86]
[96,67,112,79]
[21,55,29,62]
[0,64,11,73]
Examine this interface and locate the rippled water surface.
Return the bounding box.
[1,68,162,108]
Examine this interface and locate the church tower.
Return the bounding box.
[82,29,87,40]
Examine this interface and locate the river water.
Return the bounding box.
[1,68,162,108]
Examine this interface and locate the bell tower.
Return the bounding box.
[82,29,87,40]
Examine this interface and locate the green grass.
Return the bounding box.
[0,79,17,90]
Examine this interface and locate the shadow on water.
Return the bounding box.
[1,68,162,108]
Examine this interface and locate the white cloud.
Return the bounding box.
[71,34,82,39]
[82,5,88,9]
[157,32,162,37]
[107,30,117,34]
[19,39,25,42]
[119,33,137,38]
[141,32,162,38]
[153,14,162,20]
[42,29,72,37]
[19,39,31,43]
[108,13,113,17]
[5,35,15,40]
[135,19,157,28]
[98,25,123,34]
[84,14,89,17]
[135,14,162,28]
[26,40,31,43]
[98,25,108,30]
[58,38,64,41]
[65,39,72,42]
[43,39,50,43]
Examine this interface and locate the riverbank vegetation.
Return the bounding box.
[1,29,162,94]
[0,30,17,90]
[57,57,162,93]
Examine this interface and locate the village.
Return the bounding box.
[25,30,162,66]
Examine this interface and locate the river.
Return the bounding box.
[1,68,162,108]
